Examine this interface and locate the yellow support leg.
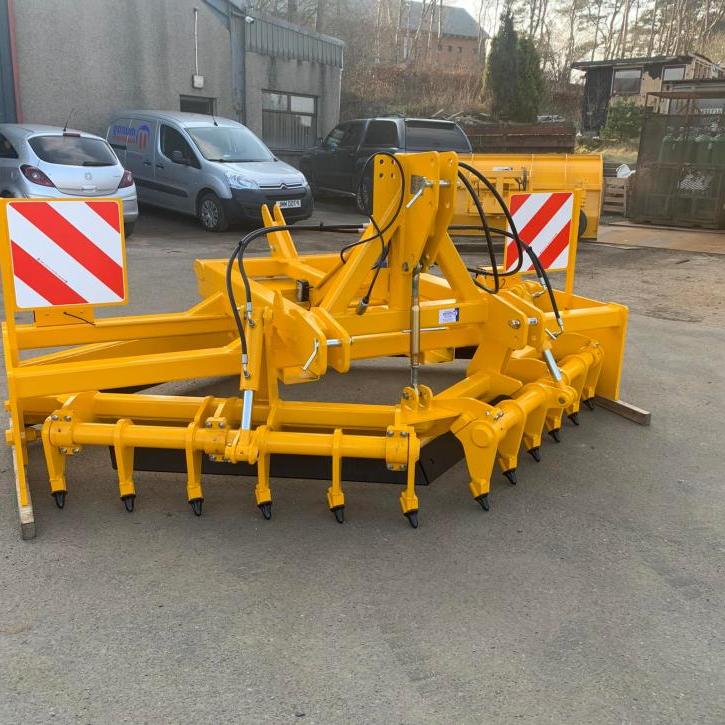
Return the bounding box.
[326,428,345,523]
[113,419,136,512]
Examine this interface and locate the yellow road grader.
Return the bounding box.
[0,151,643,538]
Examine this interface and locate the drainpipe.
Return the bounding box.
[7,0,22,122]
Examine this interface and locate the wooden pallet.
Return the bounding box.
[603,177,628,215]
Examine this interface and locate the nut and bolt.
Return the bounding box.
[508,319,522,329]
[64,415,72,422]
[205,421,212,428]
[51,414,59,421]
[401,431,409,438]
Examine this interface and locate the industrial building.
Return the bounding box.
[0,0,343,163]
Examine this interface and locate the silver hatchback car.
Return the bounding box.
[0,124,139,235]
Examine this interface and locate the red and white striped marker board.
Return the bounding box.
[503,192,575,273]
[3,199,126,310]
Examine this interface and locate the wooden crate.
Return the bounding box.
[603,177,628,215]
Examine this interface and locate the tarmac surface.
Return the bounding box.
[1,202,724,724]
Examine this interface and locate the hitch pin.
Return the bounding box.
[543,348,563,382]
[302,339,320,372]
[406,178,450,209]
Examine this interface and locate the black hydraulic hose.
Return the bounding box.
[456,170,499,293]
[226,221,370,353]
[456,162,563,329]
[340,152,406,263]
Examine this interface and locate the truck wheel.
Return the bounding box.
[198,192,229,232]
[578,210,588,239]
[356,176,372,214]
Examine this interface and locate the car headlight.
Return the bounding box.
[225,172,258,190]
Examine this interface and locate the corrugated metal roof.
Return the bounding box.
[245,13,344,68]
[404,1,485,40]
[572,52,719,70]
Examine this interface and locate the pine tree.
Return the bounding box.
[486,5,545,122]
[515,36,544,122]
[486,7,520,121]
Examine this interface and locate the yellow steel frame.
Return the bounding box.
[0,153,628,538]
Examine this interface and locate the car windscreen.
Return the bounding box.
[404,121,471,152]
[186,125,273,162]
[29,135,118,166]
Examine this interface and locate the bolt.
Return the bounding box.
[64,415,71,422]
[508,319,521,329]
[51,415,59,421]
[209,454,216,461]
[218,421,225,428]
[402,262,409,272]
[386,430,394,437]
[493,411,504,420]
[205,421,212,428]
[558,397,566,405]
[72,448,79,454]
[401,431,409,438]
[59,447,67,454]
[485,411,490,416]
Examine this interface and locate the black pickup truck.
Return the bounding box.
[299,117,472,209]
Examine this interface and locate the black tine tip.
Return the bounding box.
[52,491,66,509]
[190,499,203,516]
[333,506,345,524]
[258,502,272,520]
[568,412,580,426]
[527,447,541,462]
[122,495,135,513]
[503,469,518,485]
[475,494,490,511]
[583,398,595,411]
[548,428,561,443]
[404,510,419,528]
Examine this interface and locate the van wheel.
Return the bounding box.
[198,192,229,232]
[124,222,135,238]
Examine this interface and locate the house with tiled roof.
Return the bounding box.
[397,1,488,69]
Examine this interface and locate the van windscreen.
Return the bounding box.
[186,126,273,162]
[29,136,117,166]
[404,121,471,153]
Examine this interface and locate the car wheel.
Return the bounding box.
[198,192,229,232]
[124,222,135,238]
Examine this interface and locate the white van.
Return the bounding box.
[107,111,313,231]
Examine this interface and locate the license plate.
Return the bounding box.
[277,199,302,209]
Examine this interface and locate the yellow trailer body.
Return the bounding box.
[453,153,604,239]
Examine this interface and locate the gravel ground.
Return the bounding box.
[1,203,723,724]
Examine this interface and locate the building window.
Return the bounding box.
[180,95,216,115]
[612,68,642,95]
[458,46,462,53]
[663,66,685,82]
[448,45,452,52]
[262,90,317,150]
